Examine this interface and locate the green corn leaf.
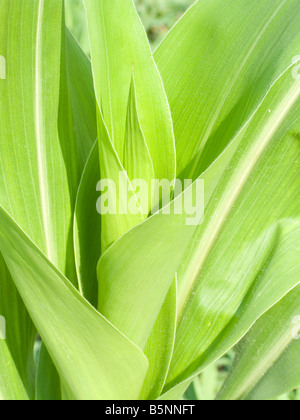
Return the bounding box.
[0,0,97,398]
[97,186,197,348]
[0,0,68,268]
[63,27,96,176]
[157,380,192,401]
[36,344,62,401]
[65,0,90,55]
[123,73,155,213]
[74,141,100,306]
[84,0,176,249]
[164,68,300,390]
[0,205,148,400]
[97,137,237,348]
[218,284,300,400]
[0,0,96,270]
[140,278,177,400]
[163,220,300,399]
[0,0,66,399]
[97,63,300,396]
[0,255,35,400]
[0,338,29,400]
[64,25,98,305]
[155,0,300,180]
[84,0,176,181]
[2,0,300,401]
[34,20,98,398]
[97,112,145,251]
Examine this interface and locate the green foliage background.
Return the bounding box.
[65,0,194,53]
[134,0,194,47]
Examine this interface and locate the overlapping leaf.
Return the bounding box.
[84,0,175,179]
[218,284,300,400]
[140,278,177,400]
[84,0,176,249]
[36,345,61,401]
[1,0,300,401]
[0,0,96,399]
[0,0,66,399]
[74,141,100,306]
[155,0,300,180]
[165,69,300,390]
[0,256,35,400]
[0,205,148,400]
[97,62,300,397]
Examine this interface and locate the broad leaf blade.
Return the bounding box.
[155,0,300,180]
[0,205,148,400]
[165,69,300,389]
[65,0,90,55]
[97,184,198,348]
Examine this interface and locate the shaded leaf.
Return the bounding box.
[218,284,300,400]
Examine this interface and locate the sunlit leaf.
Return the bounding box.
[84,0,176,181]
[0,205,148,400]
[155,0,300,180]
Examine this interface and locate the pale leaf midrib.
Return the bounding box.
[34,0,54,262]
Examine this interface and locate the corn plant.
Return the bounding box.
[0,0,300,401]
